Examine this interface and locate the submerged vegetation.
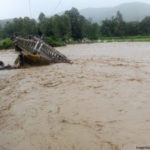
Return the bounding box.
[1,7,150,49]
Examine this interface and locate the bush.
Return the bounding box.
[0,38,14,49]
[45,37,66,47]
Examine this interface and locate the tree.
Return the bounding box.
[90,23,100,39]
[3,8,150,41]
[82,19,92,38]
[140,17,150,35]
[116,11,123,24]
[3,21,14,37]
[22,17,38,36]
[0,25,3,38]
[100,19,115,36]
[126,21,140,36]
[2,17,38,37]
[65,8,85,40]
[60,14,71,40]
[115,11,126,36]
[38,13,46,22]
[100,12,126,37]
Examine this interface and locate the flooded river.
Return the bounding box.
[1,42,150,150]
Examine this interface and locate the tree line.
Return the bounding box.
[1,7,150,42]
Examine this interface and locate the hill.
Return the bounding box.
[80,2,150,23]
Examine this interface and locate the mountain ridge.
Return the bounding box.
[80,2,150,23]
[1,2,150,26]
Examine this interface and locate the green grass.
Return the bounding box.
[68,36,150,45]
[99,36,150,42]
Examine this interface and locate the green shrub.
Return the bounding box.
[0,38,14,49]
[45,37,66,47]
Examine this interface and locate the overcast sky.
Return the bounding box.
[0,0,150,19]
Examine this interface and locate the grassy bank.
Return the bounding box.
[66,36,150,45]
[1,36,150,50]
[100,36,150,42]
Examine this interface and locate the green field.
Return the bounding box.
[99,36,150,42]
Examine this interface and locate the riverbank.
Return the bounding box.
[1,36,150,50]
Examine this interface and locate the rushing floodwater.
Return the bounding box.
[1,42,150,150]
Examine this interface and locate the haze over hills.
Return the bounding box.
[80,2,150,23]
[1,2,150,26]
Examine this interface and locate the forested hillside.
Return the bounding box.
[1,7,150,49]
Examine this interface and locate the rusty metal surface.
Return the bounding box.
[15,37,72,64]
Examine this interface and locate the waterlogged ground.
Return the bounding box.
[1,42,150,150]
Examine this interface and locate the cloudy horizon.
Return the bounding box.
[0,0,150,19]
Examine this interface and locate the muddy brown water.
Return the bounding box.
[1,42,150,150]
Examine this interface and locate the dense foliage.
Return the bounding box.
[1,7,150,48]
[0,38,13,49]
[0,8,100,42]
[45,37,66,47]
